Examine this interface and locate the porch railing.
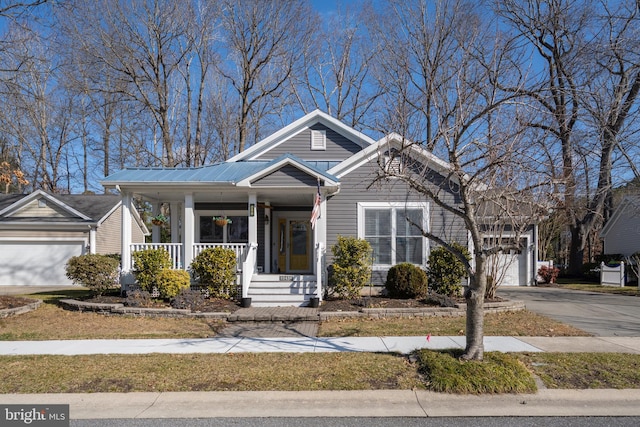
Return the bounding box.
[315,242,324,301]
[193,243,247,271]
[241,243,258,299]
[130,243,247,271]
[130,243,183,270]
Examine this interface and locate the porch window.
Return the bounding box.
[358,202,428,268]
[199,215,248,243]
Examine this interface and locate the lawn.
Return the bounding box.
[1,287,639,394]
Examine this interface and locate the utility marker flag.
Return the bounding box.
[310,179,321,229]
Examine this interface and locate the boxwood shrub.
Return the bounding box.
[190,247,237,299]
[156,269,191,299]
[132,248,172,292]
[385,262,428,299]
[328,235,372,299]
[66,254,120,296]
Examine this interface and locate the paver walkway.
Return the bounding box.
[219,307,320,337]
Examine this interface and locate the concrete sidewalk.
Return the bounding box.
[2,335,640,355]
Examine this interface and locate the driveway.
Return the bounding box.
[498,286,640,337]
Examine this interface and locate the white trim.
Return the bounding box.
[236,156,339,188]
[357,201,430,270]
[0,237,88,243]
[227,110,375,162]
[0,189,92,220]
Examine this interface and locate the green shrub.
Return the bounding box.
[156,269,191,299]
[385,262,428,299]
[132,248,172,292]
[427,242,470,297]
[65,254,120,296]
[328,236,372,299]
[190,247,237,299]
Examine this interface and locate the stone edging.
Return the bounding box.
[0,298,42,318]
[319,300,525,320]
[58,299,229,319]
[58,298,525,321]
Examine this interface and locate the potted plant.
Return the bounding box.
[213,216,232,226]
[151,214,167,226]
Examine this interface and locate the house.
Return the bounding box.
[101,110,539,306]
[0,190,149,287]
[599,195,640,257]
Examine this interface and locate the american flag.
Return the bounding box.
[310,179,321,229]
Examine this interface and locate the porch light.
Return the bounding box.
[250,203,255,217]
[264,214,270,224]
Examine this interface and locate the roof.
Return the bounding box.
[600,194,640,238]
[0,190,120,223]
[227,109,375,162]
[101,154,339,188]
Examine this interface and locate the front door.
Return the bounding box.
[276,217,312,273]
[289,220,310,271]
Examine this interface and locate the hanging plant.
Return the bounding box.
[151,214,167,226]
[213,216,232,226]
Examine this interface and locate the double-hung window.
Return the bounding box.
[197,212,248,244]
[358,202,428,269]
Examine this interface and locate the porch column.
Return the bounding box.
[183,194,194,270]
[264,201,271,273]
[315,193,328,296]
[152,202,161,243]
[170,202,180,243]
[121,191,133,272]
[89,227,96,254]
[248,193,257,245]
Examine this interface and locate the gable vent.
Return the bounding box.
[311,129,326,151]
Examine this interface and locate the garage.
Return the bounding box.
[0,240,86,286]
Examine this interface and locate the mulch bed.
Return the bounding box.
[0,295,36,310]
[83,294,241,313]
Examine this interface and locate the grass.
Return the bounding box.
[318,310,588,337]
[0,290,226,340]
[416,349,537,394]
[2,287,640,394]
[0,353,422,393]
[518,352,640,389]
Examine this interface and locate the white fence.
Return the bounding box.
[600,261,625,287]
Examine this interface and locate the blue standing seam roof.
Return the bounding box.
[101,154,340,185]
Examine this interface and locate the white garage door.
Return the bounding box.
[493,251,527,287]
[0,241,86,286]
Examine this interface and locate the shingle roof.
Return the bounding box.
[0,192,121,222]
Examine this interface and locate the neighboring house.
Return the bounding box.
[102,110,539,306]
[0,190,149,287]
[599,195,640,257]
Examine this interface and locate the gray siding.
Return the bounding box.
[252,165,319,187]
[253,124,364,161]
[326,158,467,285]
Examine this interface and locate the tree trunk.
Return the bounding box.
[567,224,585,277]
[462,259,486,361]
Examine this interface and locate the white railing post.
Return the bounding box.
[315,242,324,301]
[241,243,258,299]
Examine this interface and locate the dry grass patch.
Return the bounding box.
[0,302,225,341]
[318,310,589,337]
[518,353,640,389]
[0,353,422,393]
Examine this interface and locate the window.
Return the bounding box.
[358,202,428,268]
[198,213,248,243]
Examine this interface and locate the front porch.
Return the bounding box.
[119,188,329,307]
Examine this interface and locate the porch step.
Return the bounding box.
[247,274,319,307]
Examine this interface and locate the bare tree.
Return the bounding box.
[497,0,640,275]
[290,1,381,129]
[218,0,314,154]
[370,0,549,361]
